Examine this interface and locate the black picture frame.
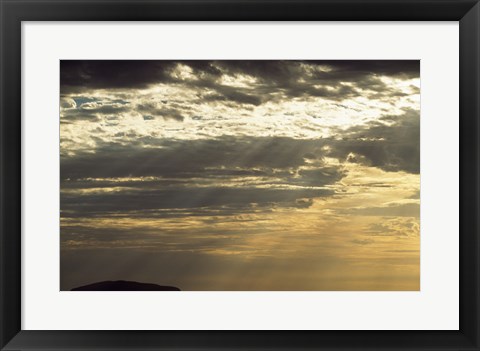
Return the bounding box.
[1,0,479,350]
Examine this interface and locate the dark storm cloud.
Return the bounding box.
[204,91,262,106]
[60,60,175,92]
[61,177,190,190]
[61,186,333,218]
[60,60,224,93]
[210,60,418,102]
[295,167,345,187]
[136,102,185,121]
[60,136,346,218]
[311,60,419,78]
[61,136,325,180]
[61,60,419,104]
[216,60,420,82]
[328,109,420,174]
[62,203,276,221]
[62,108,418,187]
[62,203,269,220]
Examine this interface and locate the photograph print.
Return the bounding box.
[60,60,420,291]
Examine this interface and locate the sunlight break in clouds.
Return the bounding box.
[60,60,420,291]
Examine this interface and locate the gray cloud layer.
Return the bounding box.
[61,109,419,219]
[61,60,419,107]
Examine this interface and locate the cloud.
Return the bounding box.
[215,60,419,86]
[136,102,184,121]
[61,98,130,121]
[351,239,374,245]
[60,97,77,109]
[60,136,348,219]
[296,167,345,186]
[344,203,420,218]
[59,61,420,155]
[61,60,419,106]
[204,91,262,106]
[364,217,420,237]
[327,109,420,173]
[60,105,420,223]
[61,136,328,180]
[61,186,333,218]
[60,60,176,92]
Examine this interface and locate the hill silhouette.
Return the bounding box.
[71,280,180,291]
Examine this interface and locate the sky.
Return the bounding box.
[60,60,420,291]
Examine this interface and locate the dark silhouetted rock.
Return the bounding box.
[71,280,180,291]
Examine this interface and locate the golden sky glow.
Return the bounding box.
[60,60,420,291]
